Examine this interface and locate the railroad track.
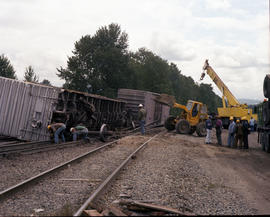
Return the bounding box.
[0,128,163,216]
[0,122,159,157]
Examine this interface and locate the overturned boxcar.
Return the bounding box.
[117,89,170,126]
[0,76,128,142]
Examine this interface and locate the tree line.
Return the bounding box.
[0,23,222,113]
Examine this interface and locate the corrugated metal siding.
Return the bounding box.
[117,89,170,125]
[0,77,60,141]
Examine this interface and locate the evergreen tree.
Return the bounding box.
[24,66,39,83]
[0,54,17,79]
[57,23,133,98]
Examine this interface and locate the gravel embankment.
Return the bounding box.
[0,140,103,191]
[94,131,258,215]
[0,135,148,216]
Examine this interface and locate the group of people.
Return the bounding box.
[47,123,90,144]
[47,103,148,144]
[205,115,255,149]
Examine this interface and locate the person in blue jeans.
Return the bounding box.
[227,117,236,148]
[70,125,90,141]
[205,115,213,144]
[137,104,147,135]
[47,123,66,144]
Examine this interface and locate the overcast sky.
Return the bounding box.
[1,0,269,100]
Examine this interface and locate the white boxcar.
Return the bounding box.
[0,76,60,141]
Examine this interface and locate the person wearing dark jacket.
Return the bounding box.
[234,119,243,149]
[242,117,249,149]
[215,116,222,146]
[205,115,213,144]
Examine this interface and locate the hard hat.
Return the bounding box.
[70,127,75,132]
[138,104,143,107]
[230,116,234,120]
[236,119,240,123]
[241,116,247,120]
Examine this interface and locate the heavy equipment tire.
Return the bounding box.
[188,127,196,135]
[165,116,176,131]
[263,74,270,98]
[263,101,270,125]
[196,122,207,137]
[176,119,190,134]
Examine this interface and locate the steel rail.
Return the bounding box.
[0,126,162,199]
[73,134,160,217]
[0,139,118,199]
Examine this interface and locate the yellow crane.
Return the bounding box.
[200,59,257,128]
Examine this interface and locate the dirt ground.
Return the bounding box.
[178,129,270,214]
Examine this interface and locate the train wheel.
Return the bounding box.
[196,122,206,137]
[165,116,176,131]
[99,124,108,142]
[176,119,190,134]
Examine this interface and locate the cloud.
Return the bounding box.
[205,0,231,10]
[0,0,268,100]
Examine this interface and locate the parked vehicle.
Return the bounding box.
[155,94,208,137]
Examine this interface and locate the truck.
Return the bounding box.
[200,59,258,128]
[256,74,270,153]
[155,94,208,137]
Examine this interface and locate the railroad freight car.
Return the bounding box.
[117,88,170,126]
[257,74,270,153]
[0,76,129,142]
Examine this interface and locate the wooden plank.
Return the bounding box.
[83,209,103,216]
[60,178,90,181]
[108,205,127,216]
[119,200,194,215]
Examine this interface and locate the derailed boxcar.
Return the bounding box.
[0,76,128,142]
[0,76,59,141]
[117,88,170,126]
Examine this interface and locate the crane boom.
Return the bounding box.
[200,59,257,129]
[201,59,244,108]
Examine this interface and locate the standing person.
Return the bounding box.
[215,116,223,146]
[227,116,235,148]
[70,125,90,141]
[234,119,243,149]
[47,122,66,144]
[138,104,147,135]
[205,115,213,144]
[242,117,249,149]
[249,116,255,132]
